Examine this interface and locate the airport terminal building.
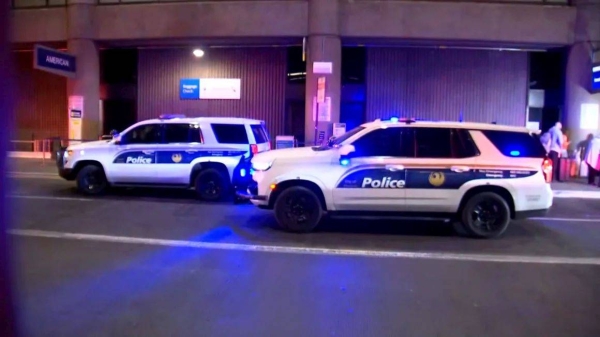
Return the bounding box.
[10,0,600,146]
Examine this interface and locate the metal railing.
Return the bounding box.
[9,139,52,164]
[11,0,65,9]
[97,0,569,4]
[9,138,100,165]
[11,0,571,8]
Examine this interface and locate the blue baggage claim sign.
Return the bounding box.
[33,44,76,78]
[180,79,200,99]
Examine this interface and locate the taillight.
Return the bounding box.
[250,144,259,155]
[542,157,553,183]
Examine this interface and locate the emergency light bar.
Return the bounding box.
[159,114,186,119]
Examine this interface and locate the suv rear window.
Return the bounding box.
[211,124,249,144]
[250,124,269,144]
[481,130,546,158]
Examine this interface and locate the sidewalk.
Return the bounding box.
[7,158,56,174]
[551,179,600,192]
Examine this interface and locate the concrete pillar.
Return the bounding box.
[67,0,101,140]
[304,0,342,145]
[564,3,600,145]
[564,43,600,145]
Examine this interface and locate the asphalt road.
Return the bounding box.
[5,174,600,337]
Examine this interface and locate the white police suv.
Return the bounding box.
[57,115,271,201]
[242,118,553,238]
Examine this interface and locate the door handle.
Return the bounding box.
[385,164,405,171]
[142,150,155,155]
[450,166,470,173]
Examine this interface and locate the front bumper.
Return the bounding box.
[56,148,76,180]
[235,182,266,201]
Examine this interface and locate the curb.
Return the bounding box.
[553,190,600,199]
[7,172,61,180]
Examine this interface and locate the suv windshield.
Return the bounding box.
[312,126,365,151]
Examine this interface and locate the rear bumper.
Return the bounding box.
[513,208,550,220]
[231,157,253,190]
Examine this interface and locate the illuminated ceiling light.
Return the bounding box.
[192,49,204,58]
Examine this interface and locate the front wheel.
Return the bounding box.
[76,165,108,195]
[458,192,511,239]
[273,186,323,233]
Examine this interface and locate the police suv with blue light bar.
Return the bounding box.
[241,118,553,238]
[56,114,271,201]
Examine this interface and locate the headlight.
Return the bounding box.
[252,161,272,171]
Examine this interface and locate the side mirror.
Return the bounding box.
[113,135,123,145]
[338,144,355,156]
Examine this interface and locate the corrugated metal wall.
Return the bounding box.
[14,51,67,141]
[365,48,528,126]
[138,48,287,137]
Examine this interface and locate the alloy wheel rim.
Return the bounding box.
[470,200,505,233]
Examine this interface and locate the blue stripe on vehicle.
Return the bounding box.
[113,150,247,164]
[336,168,537,189]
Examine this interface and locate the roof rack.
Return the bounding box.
[159,114,186,119]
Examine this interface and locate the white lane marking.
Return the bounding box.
[531,217,600,223]
[553,190,600,199]
[8,195,91,202]
[8,229,600,266]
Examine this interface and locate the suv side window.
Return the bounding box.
[351,127,413,157]
[122,124,162,144]
[164,124,202,143]
[211,124,249,144]
[413,127,479,159]
[414,127,452,158]
[481,130,546,158]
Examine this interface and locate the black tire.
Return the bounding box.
[76,165,108,195]
[458,192,511,239]
[194,168,229,201]
[273,186,323,233]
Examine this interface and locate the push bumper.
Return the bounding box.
[56,148,76,180]
[235,183,267,201]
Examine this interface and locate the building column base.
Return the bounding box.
[304,35,342,146]
[67,39,101,141]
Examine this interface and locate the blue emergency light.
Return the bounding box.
[159,114,186,119]
[592,63,600,92]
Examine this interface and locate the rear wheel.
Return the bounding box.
[458,192,511,239]
[76,165,108,195]
[194,169,229,201]
[273,186,323,233]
